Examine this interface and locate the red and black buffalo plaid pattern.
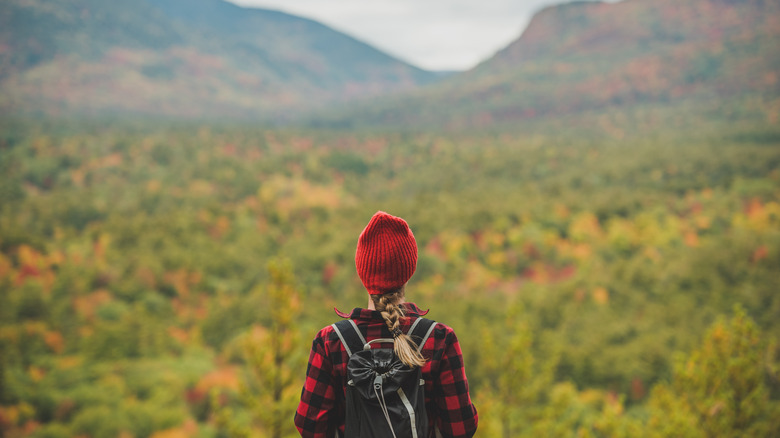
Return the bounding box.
[294,303,478,438]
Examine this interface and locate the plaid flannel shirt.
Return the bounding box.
[294,303,478,438]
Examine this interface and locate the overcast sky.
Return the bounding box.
[227,0,607,71]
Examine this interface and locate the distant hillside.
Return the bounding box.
[0,0,436,119]
[316,0,780,129]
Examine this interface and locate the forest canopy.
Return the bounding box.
[0,108,779,437]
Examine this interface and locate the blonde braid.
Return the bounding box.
[372,290,426,368]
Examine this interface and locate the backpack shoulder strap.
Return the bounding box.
[333,317,437,355]
[331,319,366,357]
[408,317,437,353]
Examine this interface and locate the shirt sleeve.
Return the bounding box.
[433,330,479,438]
[294,331,338,438]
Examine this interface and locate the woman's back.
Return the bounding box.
[294,211,478,438]
[295,304,477,437]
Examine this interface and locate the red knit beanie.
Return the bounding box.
[355,211,417,295]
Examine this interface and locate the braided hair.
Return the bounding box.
[371,288,426,368]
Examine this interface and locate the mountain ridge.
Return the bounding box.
[2,0,778,125]
[0,0,437,119]
[314,0,780,129]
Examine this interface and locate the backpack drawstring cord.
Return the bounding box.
[373,375,398,438]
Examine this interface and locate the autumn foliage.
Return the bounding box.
[0,111,778,437]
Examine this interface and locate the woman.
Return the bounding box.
[294,211,478,437]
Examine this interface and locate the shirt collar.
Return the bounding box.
[334,302,429,319]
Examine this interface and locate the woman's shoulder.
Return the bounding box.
[313,322,338,341]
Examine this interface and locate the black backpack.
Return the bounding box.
[332,317,438,438]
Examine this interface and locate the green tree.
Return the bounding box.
[646,308,780,437]
[476,302,559,437]
[234,259,305,438]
